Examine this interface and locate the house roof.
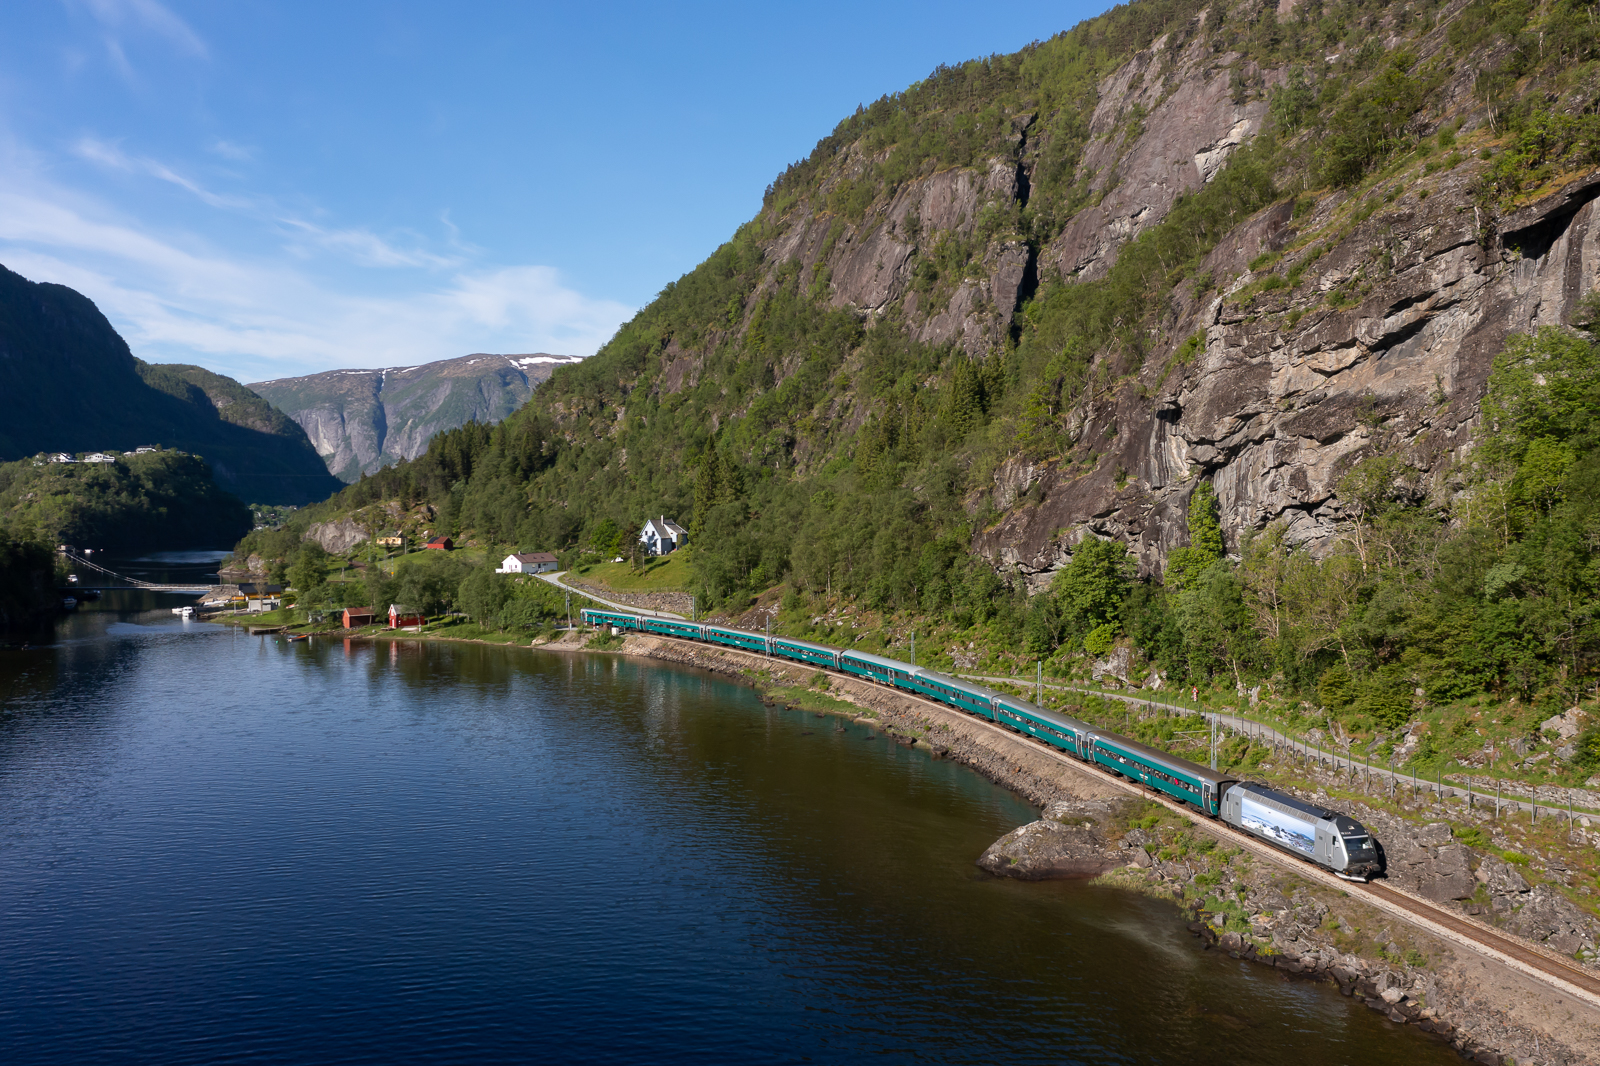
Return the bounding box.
[425,536,452,546]
[644,517,685,539]
[509,551,557,563]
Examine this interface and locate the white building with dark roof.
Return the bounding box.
[639,516,687,556]
[497,552,558,574]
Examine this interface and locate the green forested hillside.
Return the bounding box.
[0,530,57,629]
[0,451,251,552]
[248,0,1600,767]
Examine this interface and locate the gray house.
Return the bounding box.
[639,516,687,556]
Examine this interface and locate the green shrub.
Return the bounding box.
[1084,622,1118,657]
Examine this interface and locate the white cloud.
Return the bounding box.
[74,136,252,208]
[79,0,207,59]
[277,217,462,270]
[0,160,630,381]
[208,139,255,162]
[72,135,463,270]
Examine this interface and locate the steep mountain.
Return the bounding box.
[259,0,1600,709]
[250,352,583,481]
[0,264,344,505]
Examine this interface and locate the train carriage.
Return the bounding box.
[771,637,837,668]
[705,626,768,653]
[644,617,704,639]
[1088,733,1235,815]
[993,694,1084,754]
[909,669,998,720]
[581,608,642,632]
[837,649,917,687]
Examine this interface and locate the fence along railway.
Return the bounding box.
[580,607,1600,1014]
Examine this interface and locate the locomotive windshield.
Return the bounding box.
[1342,834,1374,856]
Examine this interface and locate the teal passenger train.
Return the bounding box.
[580,608,1383,881]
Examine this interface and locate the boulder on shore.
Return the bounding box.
[977,798,1129,880]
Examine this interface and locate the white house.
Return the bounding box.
[48,453,75,463]
[639,516,687,556]
[84,453,117,463]
[134,445,158,454]
[497,551,559,574]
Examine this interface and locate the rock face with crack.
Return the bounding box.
[976,166,1600,580]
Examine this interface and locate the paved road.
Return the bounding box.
[958,673,1588,823]
[535,571,687,620]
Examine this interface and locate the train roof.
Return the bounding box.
[838,648,917,672]
[993,691,1094,736]
[1232,781,1339,822]
[916,666,1005,700]
[771,635,835,655]
[1098,730,1235,788]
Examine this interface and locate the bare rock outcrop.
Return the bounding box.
[977,797,1131,879]
[306,517,369,555]
[1042,37,1269,282]
[1379,822,1477,903]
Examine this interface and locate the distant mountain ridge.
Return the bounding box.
[250,352,582,481]
[0,263,344,506]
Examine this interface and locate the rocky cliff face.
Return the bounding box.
[251,353,581,481]
[980,161,1600,579]
[716,3,1600,581]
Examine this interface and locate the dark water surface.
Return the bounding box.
[0,596,1458,1064]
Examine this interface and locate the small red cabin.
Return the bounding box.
[424,536,453,551]
[388,604,426,628]
[342,607,375,628]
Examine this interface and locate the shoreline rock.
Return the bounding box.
[977,798,1131,879]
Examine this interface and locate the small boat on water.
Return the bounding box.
[171,605,196,618]
[61,597,77,609]
[286,633,309,642]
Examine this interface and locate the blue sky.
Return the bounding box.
[0,1,1111,383]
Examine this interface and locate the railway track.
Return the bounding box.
[633,634,1600,1011]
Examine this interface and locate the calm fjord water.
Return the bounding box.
[0,597,1457,1064]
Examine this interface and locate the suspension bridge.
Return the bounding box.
[61,551,216,594]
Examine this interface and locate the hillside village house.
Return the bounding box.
[639,516,687,556]
[425,536,453,551]
[497,552,558,574]
[342,607,375,628]
[389,604,426,628]
[376,532,403,549]
[84,452,117,463]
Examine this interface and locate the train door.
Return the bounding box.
[1202,782,1214,816]
[1314,824,1336,867]
[1081,733,1097,763]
